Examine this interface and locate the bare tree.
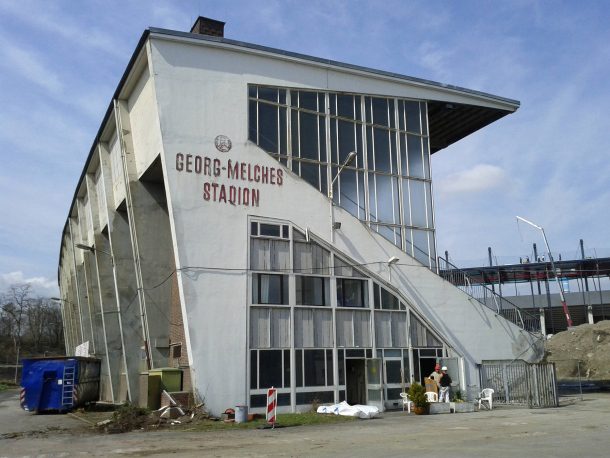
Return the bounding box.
[0,285,65,381]
[0,284,31,381]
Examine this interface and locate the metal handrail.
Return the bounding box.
[438,256,541,334]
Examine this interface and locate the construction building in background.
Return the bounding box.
[57,17,543,414]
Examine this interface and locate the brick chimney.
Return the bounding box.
[190,16,225,37]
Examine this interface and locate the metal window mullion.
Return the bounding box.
[352,120,361,218]
[394,101,408,250]
[276,104,280,156]
[296,108,301,176]
[255,86,260,145]
[316,109,322,190]
[266,308,272,348]
[371,127,380,228]
[286,90,293,170]
[360,96,371,225]
[388,129,398,228]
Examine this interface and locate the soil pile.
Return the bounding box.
[544,320,610,382]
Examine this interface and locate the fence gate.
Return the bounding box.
[480,360,558,408]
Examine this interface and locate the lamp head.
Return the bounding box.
[345,151,357,166]
[75,243,95,252]
[388,256,399,265]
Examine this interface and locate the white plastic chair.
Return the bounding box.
[478,388,494,410]
[425,391,438,403]
[399,392,413,413]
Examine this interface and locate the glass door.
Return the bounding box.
[439,357,461,395]
[365,358,384,411]
[383,358,404,410]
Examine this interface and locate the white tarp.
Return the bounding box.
[75,341,90,357]
[316,401,380,419]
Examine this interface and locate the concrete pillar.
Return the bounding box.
[115,99,174,369]
[68,219,86,349]
[91,144,129,403]
[80,172,114,400]
[539,308,547,337]
[587,305,594,324]
[81,251,104,356]
[99,139,142,403]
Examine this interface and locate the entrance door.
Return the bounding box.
[366,358,384,411]
[346,359,366,405]
[419,357,437,384]
[384,358,403,410]
[439,357,461,393]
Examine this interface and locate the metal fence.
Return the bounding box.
[480,360,558,408]
[438,257,542,333]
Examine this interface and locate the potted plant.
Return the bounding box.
[450,389,475,413]
[408,382,429,415]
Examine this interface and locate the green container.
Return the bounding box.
[139,372,161,409]
[148,367,183,392]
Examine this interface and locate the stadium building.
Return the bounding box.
[57,17,542,414]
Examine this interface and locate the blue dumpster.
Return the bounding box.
[20,357,101,412]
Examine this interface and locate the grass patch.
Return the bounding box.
[181,412,356,432]
[0,380,18,392]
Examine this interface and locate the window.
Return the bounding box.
[337,278,368,308]
[373,284,404,310]
[250,349,290,389]
[410,315,443,347]
[251,221,289,239]
[296,391,334,405]
[294,308,333,348]
[375,311,407,348]
[250,238,290,271]
[171,344,182,359]
[252,274,288,305]
[248,85,436,269]
[336,310,371,347]
[295,349,334,387]
[334,256,365,278]
[296,276,329,306]
[294,240,330,275]
[250,307,290,348]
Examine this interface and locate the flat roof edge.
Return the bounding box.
[149,27,520,109]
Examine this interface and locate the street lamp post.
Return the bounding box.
[387,256,400,282]
[516,216,573,327]
[328,151,357,242]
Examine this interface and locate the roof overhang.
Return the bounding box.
[149,27,520,155]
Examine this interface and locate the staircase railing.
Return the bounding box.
[438,256,541,334]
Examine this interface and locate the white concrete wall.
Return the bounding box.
[150,34,517,111]
[108,131,125,209]
[148,37,540,414]
[128,66,164,178]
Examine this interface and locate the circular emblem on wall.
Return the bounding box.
[214,135,232,153]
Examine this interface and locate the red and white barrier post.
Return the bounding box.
[266,386,277,427]
[20,388,27,411]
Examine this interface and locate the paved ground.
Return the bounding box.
[1,389,610,457]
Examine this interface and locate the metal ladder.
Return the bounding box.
[62,364,75,409]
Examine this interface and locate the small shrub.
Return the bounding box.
[408,382,429,408]
[310,398,322,413]
[109,403,151,433]
[451,389,464,402]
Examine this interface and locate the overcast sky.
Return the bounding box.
[1,0,609,297]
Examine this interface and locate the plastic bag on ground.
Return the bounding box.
[316,401,380,419]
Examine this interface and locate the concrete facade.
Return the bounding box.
[58,20,543,414]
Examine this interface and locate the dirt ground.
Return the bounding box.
[2,389,610,457]
[544,320,610,382]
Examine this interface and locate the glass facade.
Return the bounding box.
[248,86,436,268]
[248,219,445,409]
